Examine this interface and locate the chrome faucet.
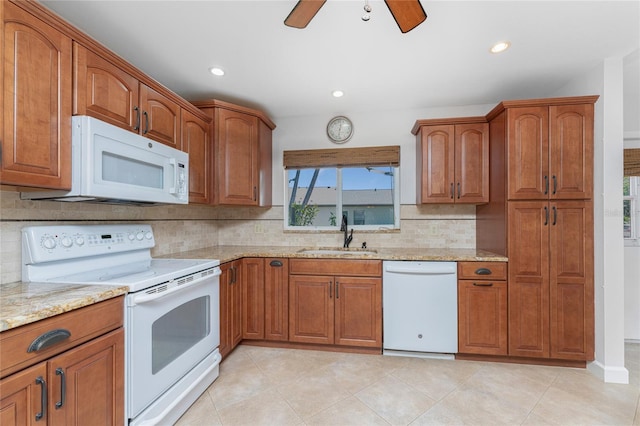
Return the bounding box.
[340,214,353,248]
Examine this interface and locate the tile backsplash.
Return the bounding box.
[1,189,475,284]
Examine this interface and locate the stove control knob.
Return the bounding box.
[136,232,144,241]
[128,233,135,241]
[43,237,56,250]
[145,231,153,240]
[61,237,73,248]
[75,237,85,246]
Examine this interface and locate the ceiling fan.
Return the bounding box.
[284,0,427,33]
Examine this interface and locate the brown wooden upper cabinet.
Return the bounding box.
[193,100,275,207]
[506,103,593,201]
[182,110,212,204]
[1,2,72,189]
[412,119,489,204]
[74,43,182,149]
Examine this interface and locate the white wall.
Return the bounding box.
[554,57,628,383]
[271,104,494,206]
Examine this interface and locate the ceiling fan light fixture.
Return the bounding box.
[332,90,344,98]
[490,41,511,54]
[209,67,225,76]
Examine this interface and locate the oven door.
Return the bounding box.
[126,268,220,418]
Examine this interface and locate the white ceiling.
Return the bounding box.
[41,1,639,121]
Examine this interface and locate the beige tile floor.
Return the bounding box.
[176,343,640,425]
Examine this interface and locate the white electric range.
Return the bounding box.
[22,224,221,425]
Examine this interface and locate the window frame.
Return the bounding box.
[284,165,400,231]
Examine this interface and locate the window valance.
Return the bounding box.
[283,146,400,169]
[624,149,640,176]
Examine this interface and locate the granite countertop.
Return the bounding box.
[0,282,128,332]
[1,245,505,333]
[160,245,508,264]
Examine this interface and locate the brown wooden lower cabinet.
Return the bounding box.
[264,258,289,341]
[457,262,508,356]
[508,201,594,361]
[0,298,124,426]
[242,258,265,340]
[219,260,242,359]
[288,259,382,349]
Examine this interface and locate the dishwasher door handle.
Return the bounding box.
[384,266,456,275]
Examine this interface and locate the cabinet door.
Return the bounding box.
[242,258,265,340]
[549,104,593,200]
[416,125,455,203]
[508,202,550,358]
[507,107,549,200]
[73,43,139,132]
[2,3,72,189]
[549,201,594,360]
[455,123,489,203]
[216,108,259,205]
[48,329,124,426]
[139,84,181,149]
[265,258,289,341]
[182,110,211,204]
[458,280,508,355]
[0,363,47,426]
[289,275,334,345]
[334,276,382,347]
[230,261,243,349]
[218,262,232,358]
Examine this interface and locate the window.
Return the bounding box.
[624,176,639,241]
[283,146,401,230]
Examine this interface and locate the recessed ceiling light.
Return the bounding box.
[209,67,225,76]
[490,41,511,54]
[332,90,344,98]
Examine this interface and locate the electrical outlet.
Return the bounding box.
[254,224,264,234]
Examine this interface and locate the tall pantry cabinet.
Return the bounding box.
[477,96,598,363]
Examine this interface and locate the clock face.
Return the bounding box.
[327,116,353,143]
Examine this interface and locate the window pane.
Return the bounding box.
[624,199,632,238]
[624,176,631,196]
[287,168,337,226]
[342,166,395,226]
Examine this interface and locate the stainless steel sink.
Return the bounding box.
[298,248,378,256]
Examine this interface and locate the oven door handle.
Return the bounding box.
[129,268,221,306]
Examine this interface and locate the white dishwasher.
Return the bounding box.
[383,261,458,356]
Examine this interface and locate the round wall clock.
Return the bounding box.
[326,116,353,144]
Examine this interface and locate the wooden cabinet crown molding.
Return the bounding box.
[191,99,276,130]
[411,116,487,135]
[485,95,599,122]
[9,0,210,122]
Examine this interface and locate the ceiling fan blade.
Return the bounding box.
[284,0,327,29]
[384,0,427,33]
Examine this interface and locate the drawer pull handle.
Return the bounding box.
[473,282,494,287]
[270,260,283,267]
[35,376,47,421]
[55,368,66,409]
[474,268,492,275]
[28,329,71,353]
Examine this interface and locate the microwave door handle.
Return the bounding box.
[168,158,178,194]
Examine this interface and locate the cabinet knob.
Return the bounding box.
[270,260,283,267]
[474,268,492,275]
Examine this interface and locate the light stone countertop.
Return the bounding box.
[159,245,508,264]
[1,245,505,333]
[0,281,128,332]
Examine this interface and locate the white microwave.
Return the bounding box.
[22,116,189,205]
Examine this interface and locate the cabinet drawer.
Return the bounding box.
[0,296,123,378]
[289,259,381,277]
[458,262,507,280]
